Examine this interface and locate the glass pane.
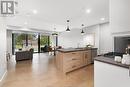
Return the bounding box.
[13,33,51,53]
[40,35,50,52]
[28,34,38,52]
[14,33,26,53]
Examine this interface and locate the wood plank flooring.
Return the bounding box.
[2,53,94,87]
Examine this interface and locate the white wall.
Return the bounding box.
[58,23,111,54]
[99,23,113,54]
[7,30,12,55]
[110,0,130,33]
[58,29,83,48]
[58,25,100,49]
[85,25,100,50]
[0,17,7,82]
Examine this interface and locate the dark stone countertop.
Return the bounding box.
[57,48,97,53]
[95,56,130,69]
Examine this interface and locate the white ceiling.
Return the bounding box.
[7,0,109,32]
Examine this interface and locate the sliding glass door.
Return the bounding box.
[13,33,26,54]
[40,35,50,52]
[12,33,51,54]
[28,34,39,53]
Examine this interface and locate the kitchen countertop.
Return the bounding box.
[95,56,129,69]
[57,48,97,53]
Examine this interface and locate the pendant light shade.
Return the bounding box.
[52,28,58,36]
[52,33,58,36]
[81,24,85,35]
[66,20,70,32]
[81,29,84,33]
[66,27,70,32]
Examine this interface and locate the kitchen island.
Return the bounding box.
[56,48,97,74]
[94,56,130,87]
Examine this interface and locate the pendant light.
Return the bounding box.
[52,28,58,36]
[81,24,85,35]
[66,20,70,32]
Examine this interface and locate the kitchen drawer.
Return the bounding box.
[63,58,82,66]
[63,56,82,63]
[64,61,82,72]
[63,52,81,59]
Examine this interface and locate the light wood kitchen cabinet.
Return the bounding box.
[56,51,84,73]
[83,50,91,65]
[56,48,97,74]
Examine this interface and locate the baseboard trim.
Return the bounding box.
[0,70,7,87]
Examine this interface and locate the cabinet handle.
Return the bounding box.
[72,53,76,54]
[72,65,76,68]
[72,58,77,60]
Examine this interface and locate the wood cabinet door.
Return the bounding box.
[84,51,88,65]
[84,51,91,65]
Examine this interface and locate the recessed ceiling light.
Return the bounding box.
[6,26,9,29]
[100,18,105,21]
[33,10,38,14]
[86,9,91,13]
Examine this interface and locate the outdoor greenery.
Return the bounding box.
[14,33,51,49]
[15,34,26,49]
[40,35,50,46]
[15,34,25,45]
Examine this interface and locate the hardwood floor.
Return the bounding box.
[2,53,94,87]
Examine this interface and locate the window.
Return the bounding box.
[12,33,51,54]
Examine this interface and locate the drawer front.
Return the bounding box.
[63,58,82,66]
[63,52,81,59]
[64,61,82,72]
[63,56,82,64]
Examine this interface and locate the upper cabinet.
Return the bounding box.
[110,0,130,33]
